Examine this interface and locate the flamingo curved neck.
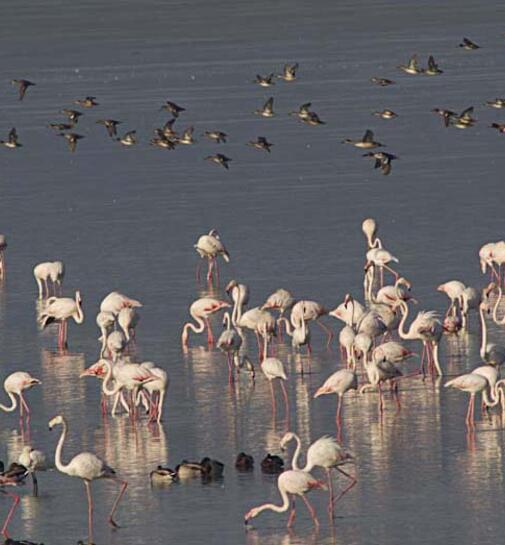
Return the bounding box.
[54,419,71,473]
[253,485,290,515]
[184,316,205,337]
[102,360,122,397]
[286,434,304,471]
[231,293,244,326]
[278,317,294,336]
[492,287,505,325]
[479,305,487,359]
[397,301,413,339]
[223,312,232,331]
[74,295,84,324]
[0,391,17,412]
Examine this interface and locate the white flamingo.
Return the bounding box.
[33,261,64,298]
[106,330,128,362]
[181,297,230,348]
[339,325,356,366]
[96,311,115,356]
[49,415,128,544]
[362,218,382,249]
[360,356,402,413]
[217,312,243,382]
[261,357,289,421]
[290,300,333,348]
[0,372,41,419]
[444,374,490,428]
[437,280,466,318]
[100,291,142,315]
[278,315,311,353]
[261,288,295,338]
[118,307,139,341]
[194,229,230,283]
[39,291,84,349]
[479,300,505,365]
[137,362,168,423]
[18,446,47,496]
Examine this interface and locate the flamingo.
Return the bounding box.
[329,296,365,327]
[194,229,230,284]
[261,288,295,338]
[281,433,356,518]
[479,300,505,365]
[0,372,41,419]
[444,374,489,428]
[290,300,333,348]
[490,283,505,326]
[18,446,47,496]
[471,365,501,408]
[437,280,466,318]
[96,311,115,356]
[244,469,325,529]
[278,315,311,353]
[225,280,250,325]
[314,369,357,439]
[365,247,400,288]
[395,300,443,376]
[372,342,416,367]
[460,285,486,329]
[39,291,84,349]
[118,307,139,341]
[375,277,413,306]
[217,312,243,383]
[100,291,142,315]
[352,332,373,367]
[33,261,64,298]
[49,415,128,543]
[360,356,402,413]
[479,242,500,282]
[261,357,289,421]
[181,297,230,348]
[339,325,356,366]
[362,218,382,249]
[0,461,27,538]
[137,362,168,423]
[106,330,128,362]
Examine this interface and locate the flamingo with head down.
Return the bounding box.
[181,297,230,348]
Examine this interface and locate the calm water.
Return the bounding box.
[1,0,505,544]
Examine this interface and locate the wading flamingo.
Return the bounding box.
[479,300,505,365]
[100,291,142,315]
[444,374,489,429]
[33,261,64,298]
[0,372,41,420]
[194,229,230,284]
[437,280,466,318]
[181,298,230,348]
[0,461,27,538]
[217,312,243,383]
[39,291,84,349]
[49,415,128,544]
[261,356,289,421]
[290,300,333,348]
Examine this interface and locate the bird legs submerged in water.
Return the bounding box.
[1,490,20,538]
[325,466,358,519]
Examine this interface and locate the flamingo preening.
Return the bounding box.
[39,291,84,349]
[194,229,230,284]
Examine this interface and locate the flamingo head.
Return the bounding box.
[244,507,262,524]
[80,359,107,378]
[224,279,237,294]
[484,282,497,300]
[279,432,296,451]
[48,415,64,429]
[343,293,353,308]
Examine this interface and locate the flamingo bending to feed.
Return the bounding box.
[49,415,128,544]
[372,342,416,367]
[96,311,115,356]
[194,229,230,283]
[0,461,28,538]
[471,365,501,408]
[137,362,169,423]
[360,356,402,413]
[444,374,490,428]
[181,297,230,348]
[375,277,413,306]
[261,288,295,337]
[106,330,128,362]
[18,446,47,496]
[365,247,400,289]
[290,300,333,348]
[39,291,84,349]
[0,372,41,419]
[281,432,356,518]
[33,261,64,298]
[244,469,325,529]
[314,369,357,439]
[395,300,443,376]
[437,280,466,318]
[261,356,289,421]
[278,315,311,353]
[118,307,139,341]
[217,312,243,383]
[362,218,382,249]
[100,291,142,315]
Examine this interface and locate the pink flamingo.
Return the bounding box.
[290,300,333,348]
[39,291,84,349]
[0,372,41,420]
[181,297,230,348]
[49,415,128,544]
[244,469,325,528]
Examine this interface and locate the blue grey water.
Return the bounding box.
[1,0,505,544]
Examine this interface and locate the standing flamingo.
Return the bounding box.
[96,311,115,356]
[0,461,27,538]
[261,288,295,338]
[479,242,499,282]
[290,300,333,348]
[225,280,250,325]
[49,415,128,544]
[33,261,65,298]
[330,296,365,327]
[244,469,325,528]
[281,432,356,518]
[137,362,169,423]
[278,315,311,353]
[39,291,84,349]
[118,307,139,341]
[314,369,357,440]
[360,356,402,413]
[437,280,466,318]
[339,326,356,367]
[362,218,382,249]
[194,229,230,284]
[18,446,47,496]
[217,312,243,383]
[261,356,289,421]
[181,298,230,348]
[444,374,489,428]
[479,300,505,365]
[0,372,41,419]
[100,291,142,315]
[365,247,400,288]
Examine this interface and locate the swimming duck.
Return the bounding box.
[491,123,505,133]
[373,109,398,119]
[49,123,73,131]
[451,106,476,129]
[175,461,204,479]
[290,102,312,120]
[363,151,397,176]
[177,126,195,145]
[4,539,44,545]
[59,132,84,152]
[398,55,422,74]
[302,111,325,125]
[74,96,99,108]
[205,154,231,169]
[255,97,275,117]
[235,453,254,472]
[424,55,443,75]
[61,109,83,124]
[248,136,273,152]
[459,37,479,50]
[432,108,457,127]
[200,457,224,480]
[278,63,298,81]
[118,130,137,146]
[370,77,395,86]
[96,119,121,137]
[343,129,383,149]
[260,454,284,474]
[486,98,505,109]
[0,128,22,148]
[11,79,35,100]
[254,74,275,87]
[204,130,227,143]
[150,465,178,484]
[161,101,185,117]
[1,462,28,481]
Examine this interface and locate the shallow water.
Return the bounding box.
[1,0,505,544]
